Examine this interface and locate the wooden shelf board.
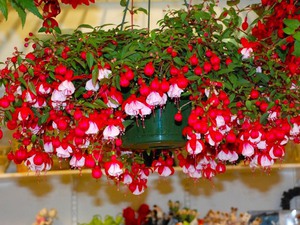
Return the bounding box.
[0,163,300,179]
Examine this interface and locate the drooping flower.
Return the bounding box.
[85,79,99,91]
[98,68,111,80]
[58,80,75,96]
[104,155,123,177]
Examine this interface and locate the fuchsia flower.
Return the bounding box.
[123,95,151,117]
[56,144,73,158]
[146,91,167,108]
[104,155,123,177]
[128,178,147,195]
[98,68,111,80]
[85,121,99,135]
[167,84,184,99]
[58,80,75,96]
[70,153,85,168]
[152,157,174,177]
[186,139,204,155]
[103,124,121,140]
[85,79,99,91]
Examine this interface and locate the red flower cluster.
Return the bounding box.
[34,0,95,33]
[122,204,150,225]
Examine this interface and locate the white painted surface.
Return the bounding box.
[0,168,297,224]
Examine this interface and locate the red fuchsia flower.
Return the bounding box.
[123,95,151,118]
[128,178,147,195]
[257,154,274,168]
[186,139,204,155]
[25,152,52,172]
[167,84,184,99]
[120,170,133,185]
[70,153,85,168]
[56,143,73,158]
[44,141,54,153]
[240,141,255,158]
[122,207,137,225]
[146,91,167,108]
[85,121,99,135]
[61,0,95,9]
[17,104,34,121]
[42,18,59,34]
[144,62,155,77]
[152,157,174,177]
[98,68,111,80]
[104,87,123,109]
[239,37,257,59]
[104,155,123,177]
[58,80,75,96]
[85,79,99,92]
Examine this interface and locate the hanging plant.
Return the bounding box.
[0,0,300,195]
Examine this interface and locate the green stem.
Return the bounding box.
[147,0,151,32]
[179,100,192,111]
[120,0,131,31]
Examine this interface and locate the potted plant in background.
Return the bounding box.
[0,0,299,195]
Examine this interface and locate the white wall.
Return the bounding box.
[0,167,298,225]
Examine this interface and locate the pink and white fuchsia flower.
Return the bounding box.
[85,79,100,91]
[146,91,167,108]
[98,68,111,80]
[124,95,151,117]
[104,155,123,177]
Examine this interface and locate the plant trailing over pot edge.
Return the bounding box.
[0,0,300,195]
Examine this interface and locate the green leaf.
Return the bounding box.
[123,119,134,128]
[18,77,27,88]
[10,0,26,27]
[227,0,240,6]
[28,82,37,95]
[284,19,300,30]
[120,0,127,7]
[293,32,300,41]
[194,11,211,21]
[187,75,201,81]
[94,99,108,109]
[293,40,300,57]
[92,64,98,86]
[77,24,94,30]
[54,26,61,34]
[246,100,252,110]
[136,7,147,15]
[283,27,296,35]
[260,112,269,125]
[173,57,184,66]
[74,86,86,99]
[18,0,42,19]
[5,110,12,121]
[83,102,95,109]
[86,52,94,70]
[39,111,49,125]
[0,0,8,20]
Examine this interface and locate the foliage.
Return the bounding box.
[79,215,124,225]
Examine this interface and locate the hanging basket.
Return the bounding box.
[121,100,190,150]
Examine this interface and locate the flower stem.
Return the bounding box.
[179,100,192,111]
[120,0,131,31]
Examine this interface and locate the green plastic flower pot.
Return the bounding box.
[121,100,190,150]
